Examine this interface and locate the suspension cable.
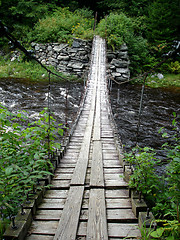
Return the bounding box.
[47,72,51,158]
[135,73,148,146]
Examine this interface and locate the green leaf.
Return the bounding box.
[5,167,13,176]
[150,228,164,238]
[173,112,176,118]
[162,132,168,138]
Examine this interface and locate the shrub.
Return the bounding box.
[28,7,94,43]
[0,105,63,228]
[168,61,180,74]
[96,12,151,75]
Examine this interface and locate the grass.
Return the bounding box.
[1,56,179,88]
[146,73,180,88]
[0,57,81,82]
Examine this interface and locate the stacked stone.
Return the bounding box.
[31,38,92,78]
[107,44,130,82]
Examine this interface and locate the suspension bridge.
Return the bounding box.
[4,36,142,239]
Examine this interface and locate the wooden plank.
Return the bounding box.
[104,173,124,180]
[104,168,123,174]
[70,126,92,186]
[90,141,104,187]
[108,223,141,238]
[26,234,54,240]
[86,189,108,240]
[45,190,68,199]
[105,189,129,198]
[53,173,72,180]
[107,209,137,222]
[38,199,65,210]
[77,222,141,238]
[34,210,62,220]
[105,179,128,188]
[106,199,132,208]
[53,186,84,240]
[28,221,58,235]
[50,180,70,189]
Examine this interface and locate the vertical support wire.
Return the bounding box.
[48,71,51,159]
[135,74,148,146]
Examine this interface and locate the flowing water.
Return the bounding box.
[0,78,83,126]
[110,83,180,174]
[0,78,180,170]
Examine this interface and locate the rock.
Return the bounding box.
[35,45,40,51]
[67,62,84,69]
[54,44,68,52]
[117,52,128,59]
[111,59,129,68]
[72,40,80,48]
[31,42,36,47]
[120,44,128,51]
[41,59,46,65]
[157,73,164,79]
[112,72,121,77]
[116,76,127,81]
[116,68,129,74]
[57,55,70,61]
[47,46,52,51]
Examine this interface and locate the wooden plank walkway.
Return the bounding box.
[25,36,141,240]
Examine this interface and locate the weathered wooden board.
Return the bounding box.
[70,125,92,185]
[108,223,141,238]
[38,199,66,210]
[107,209,137,222]
[105,189,129,198]
[55,168,74,173]
[106,199,132,208]
[53,173,72,180]
[26,234,54,240]
[34,210,62,220]
[28,221,58,235]
[90,141,104,187]
[50,180,70,189]
[77,222,141,238]
[53,186,84,240]
[104,168,123,174]
[86,189,108,240]
[45,190,68,199]
[104,173,124,180]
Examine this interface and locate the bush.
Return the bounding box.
[28,7,94,43]
[168,61,180,74]
[96,12,151,75]
[0,105,63,234]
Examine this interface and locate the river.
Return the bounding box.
[0,78,179,169]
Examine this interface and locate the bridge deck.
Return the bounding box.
[25,36,141,239]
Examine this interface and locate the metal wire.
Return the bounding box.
[135,74,148,146]
[48,72,51,158]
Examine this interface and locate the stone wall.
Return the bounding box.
[6,38,130,82]
[107,44,130,83]
[31,38,92,78]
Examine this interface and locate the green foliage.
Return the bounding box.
[28,7,94,43]
[146,0,180,43]
[150,219,180,239]
[0,105,63,233]
[146,73,180,88]
[124,113,180,238]
[125,147,160,197]
[96,12,150,74]
[0,56,80,82]
[168,61,180,74]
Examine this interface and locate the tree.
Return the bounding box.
[146,0,180,43]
